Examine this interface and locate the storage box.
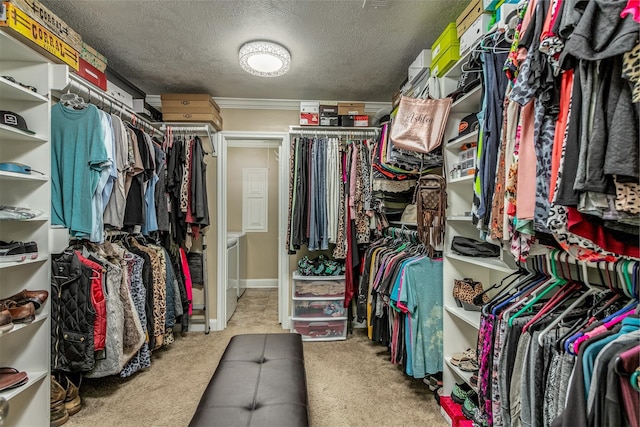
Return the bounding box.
[457,145,477,176]
[290,318,348,341]
[337,102,365,116]
[293,272,346,298]
[80,42,107,72]
[107,80,134,109]
[73,58,107,91]
[431,22,458,62]
[0,2,79,70]
[457,420,474,427]
[162,112,223,131]
[8,0,82,51]
[431,44,460,78]
[300,101,320,126]
[353,115,369,127]
[292,298,346,318]
[495,1,518,29]
[440,397,466,426]
[319,104,338,126]
[133,99,162,122]
[460,13,493,56]
[161,93,220,113]
[456,0,488,37]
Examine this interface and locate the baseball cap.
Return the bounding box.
[449,113,479,142]
[0,111,34,134]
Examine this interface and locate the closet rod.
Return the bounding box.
[289,125,380,137]
[159,123,217,157]
[62,74,163,137]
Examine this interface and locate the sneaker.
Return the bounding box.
[50,375,69,426]
[0,241,25,263]
[423,372,443,391]
[22,241,38,259]
[451,382,474,404]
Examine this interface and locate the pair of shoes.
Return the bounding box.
[462,394,488,426]
[51,373,82,426]
[451,348,476,366]
[423,371,443,391]
[0,301,35,323]
[0,367,28,392]
[0,241,38,263]
[459,359,479,373]
[0,289,49,312]
[433,386,443,405]
[451,382,475,404]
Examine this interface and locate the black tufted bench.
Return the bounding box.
[189,333,309,427]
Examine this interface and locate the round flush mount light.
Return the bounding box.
[239,41,291,77]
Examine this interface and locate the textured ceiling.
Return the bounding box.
[40,0,468,102]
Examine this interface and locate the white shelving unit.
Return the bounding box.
[0,29,54,427]
[438,54,517,413]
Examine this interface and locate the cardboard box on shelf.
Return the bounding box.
[455,0,488,38]
[161,93,220,113]
[8,0,82,51]
[337,102,365,115]
[459,13,493,56]
[320,104,338,126]
[107,80,134,109]
[299,112,319,126]
[431,43,460,77]
[0,2,79,70]
[353,115,369,127]
[73,58,107,91]
[431,22,458,62]
[80,42,107,72]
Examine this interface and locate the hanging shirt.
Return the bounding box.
[51,103,110,239]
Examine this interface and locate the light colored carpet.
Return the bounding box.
[65,289,446,427]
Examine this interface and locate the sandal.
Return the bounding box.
[451,348,475,366]
[458,359,479,373]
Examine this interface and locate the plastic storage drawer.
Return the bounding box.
[292,272,346,298]
[290,318,348,341]
[292,298,346,318]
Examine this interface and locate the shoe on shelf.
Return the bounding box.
[0,241,26,263]
[51,375,69,426]
[450,348,476,366]
[0,301,35,323]
[461,393,480,420]
[0,368,28,392]
[451,382,475,404]
[0,309,13,333]
[55,372,82,416]
[0,289,49,312]
[458,359,479,373]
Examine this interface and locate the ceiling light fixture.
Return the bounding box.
[239,41,291,77]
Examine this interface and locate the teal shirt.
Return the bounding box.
[51,103,109,238]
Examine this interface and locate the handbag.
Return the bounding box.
[415,174,447,256]
[451,236,500,258]
[452,278,488,311]
[400,203,417,224]
[390,96,453,154]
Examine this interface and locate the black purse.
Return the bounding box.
[451,236,500,258]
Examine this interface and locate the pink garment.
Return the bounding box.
[516,101,537,220]
[349,144,358,218]
[621,0,640,22]
[574,310,635,352]
[179,247,193,315]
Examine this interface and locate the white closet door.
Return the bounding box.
[242,168,268,232]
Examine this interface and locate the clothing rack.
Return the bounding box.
[60,74,163,138]
[289,125,380,137]
[160,122,217,157]
[384,225,419,243]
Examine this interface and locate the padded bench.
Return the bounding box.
[189,333,309,427]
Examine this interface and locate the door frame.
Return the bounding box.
[216,131,290,330]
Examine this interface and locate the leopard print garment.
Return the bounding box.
[623,42,640,103]
[179,138,193,213]
[490,95,511,241]
[355,142,371,244]
[614,177,640,214]
[333,148,347,260]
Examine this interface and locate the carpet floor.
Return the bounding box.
[65,289,447,427]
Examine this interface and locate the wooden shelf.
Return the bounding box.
[446,130,479,150]
[0,124,47,143]
[0,255,48,270]
[445,304,481,329]
[0,370,47,401]
[0,312,47,337]
[446,252,516,273]
[445,357,478,393]
[449,174,475,184]
[0,170,48,182]
[451,86,482,114]
[0,79,48,103]
[446,215,472,222]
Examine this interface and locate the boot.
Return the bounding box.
[60,373,82,416]
[50,375,69,426]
